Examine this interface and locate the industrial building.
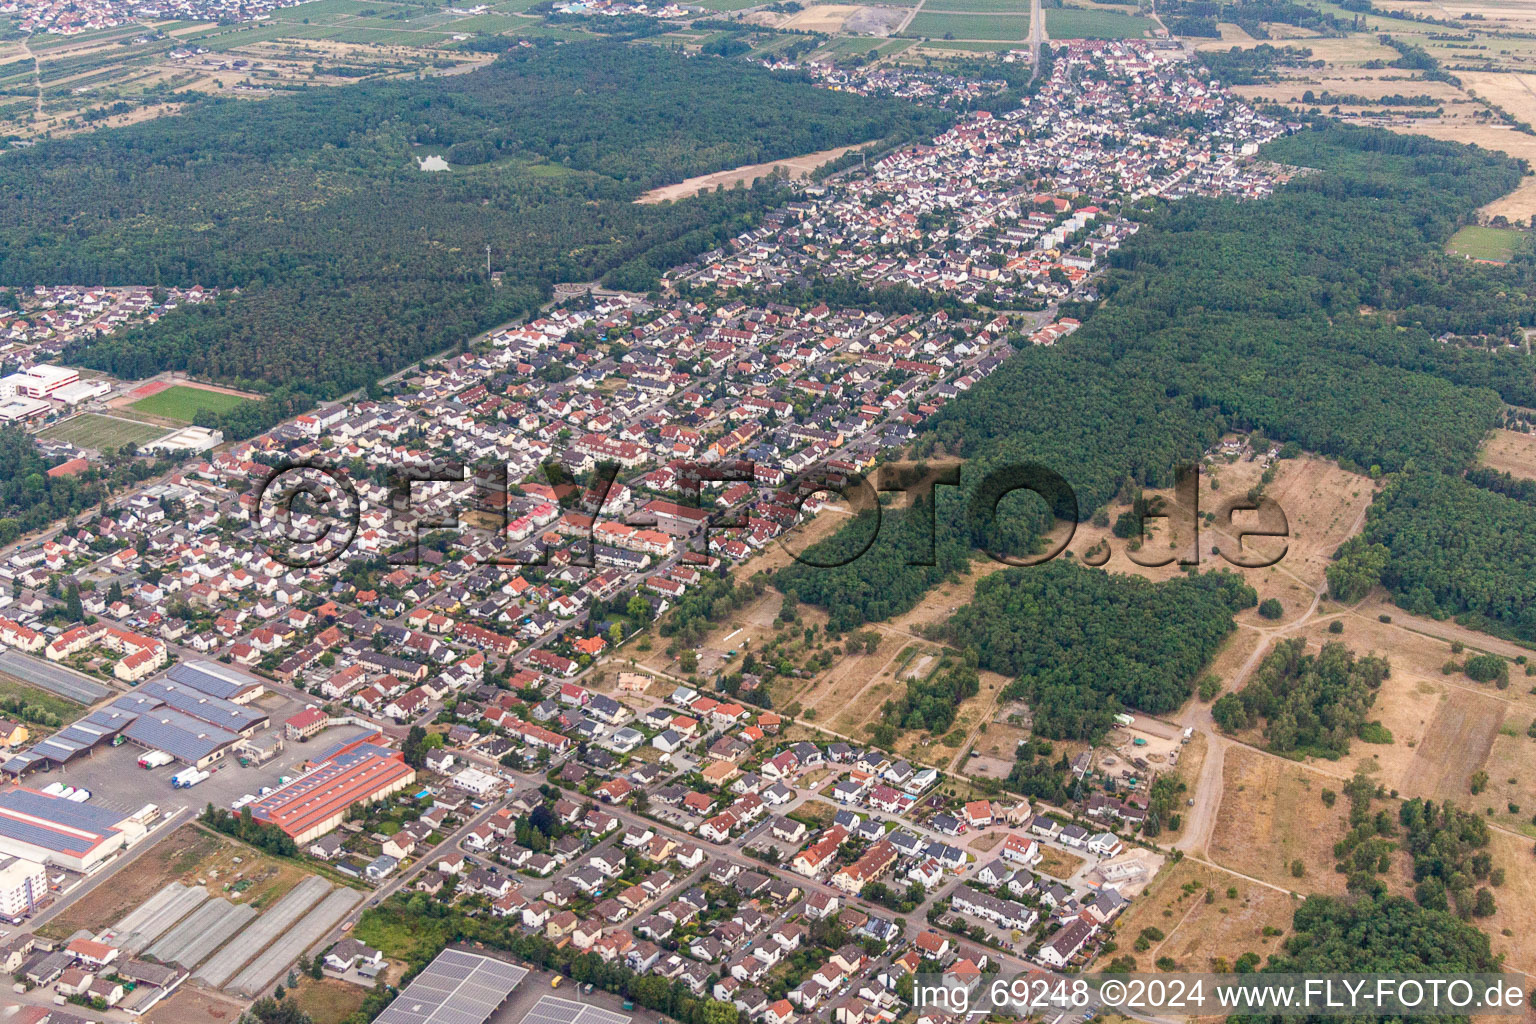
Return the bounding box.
[250,745,415,844]
[163,660,265,704]
[0,788,147,873]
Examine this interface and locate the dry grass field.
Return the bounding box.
[781,3,865,30]
[636,141,873,203]
[1095,859,1297,973]
[1479,427,1536,479]
[1206,745,1354,895]
[1480,828,1536,976]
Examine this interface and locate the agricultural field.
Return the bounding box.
[128,383,253,423]
[1044,6,1154,37]
[37,412,168,451]
[924,0,1031,12]
[902,11,1032,39]
[38,823,317,940]
[37,825,225,940]
[1446,223,1528,262]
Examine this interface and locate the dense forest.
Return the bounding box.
[0,426,166,542]
[1358,471,1536,641]
[781,126,1525,633]
[0,42,945,420]
[942,562,1256,739]
[1234,891,1499,1021]
[1211,638,1389,757]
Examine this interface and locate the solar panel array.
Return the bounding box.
[375,949,529,1024]
[522,995,633,1024]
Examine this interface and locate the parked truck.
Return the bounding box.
[138,750,174,769]
[172,768,210,789]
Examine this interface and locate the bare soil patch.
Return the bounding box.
[38,824,222,939]
[1037,845,1086,879]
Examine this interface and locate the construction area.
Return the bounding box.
[93,874,362,998]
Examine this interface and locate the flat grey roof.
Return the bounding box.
[374,949,529,1024]
[122,706,239,763]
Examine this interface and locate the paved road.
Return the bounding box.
[1028,0,1046,81]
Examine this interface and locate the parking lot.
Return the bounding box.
[30,712,374,831]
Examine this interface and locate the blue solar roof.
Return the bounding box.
[0,788,122,854]
[165,660,262,701]
[139,680,266,733]
[123,707,239,763]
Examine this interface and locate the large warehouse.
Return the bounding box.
[0,787,148,873]
[250,744,415,844]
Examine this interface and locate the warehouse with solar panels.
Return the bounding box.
[374,948,529,1024]
[0,787,147,872]
[0,657,268,777]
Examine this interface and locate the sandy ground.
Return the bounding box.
[636,141,875,204]
[780,3,866,31]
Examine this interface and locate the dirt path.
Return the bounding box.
[895,0,927,36]
[23,31,42,118]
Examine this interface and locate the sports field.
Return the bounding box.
[128,384,252,423]
[38,413,167,450]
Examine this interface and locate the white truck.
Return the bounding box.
[172,768,210,789]
[138,750,174,769]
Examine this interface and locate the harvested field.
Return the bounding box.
[1093,859,1296,973]
[1399,689,1506,803]
[780,3,865,30]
